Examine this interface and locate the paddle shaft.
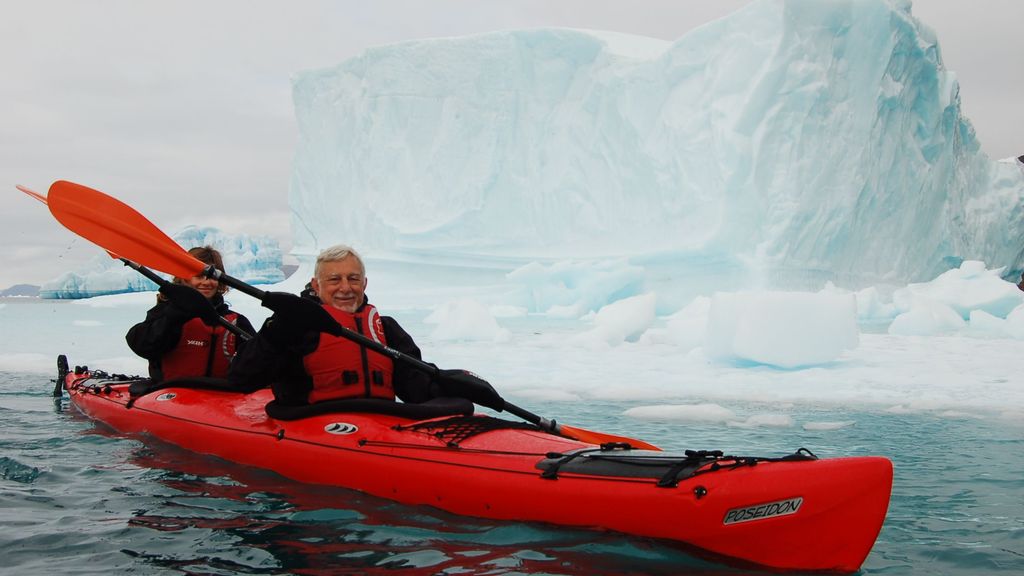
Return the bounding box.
[204,265,562,431]
[208,267,423,365]
[120,259,253,342]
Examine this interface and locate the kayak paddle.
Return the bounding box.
[17,184,251,342]
[41,179,661,450]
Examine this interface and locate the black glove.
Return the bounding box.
[435,369,505,411]
[261,291,340,335]
[159,282,220,326]
[259,313,309,349]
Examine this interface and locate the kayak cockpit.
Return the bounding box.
[60,360,476,422]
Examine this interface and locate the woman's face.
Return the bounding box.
[186,274,220,300]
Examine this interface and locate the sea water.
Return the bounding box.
[1,370,1022,575]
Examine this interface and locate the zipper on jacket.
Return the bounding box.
[355,317,371,397]
[204,326,217,377]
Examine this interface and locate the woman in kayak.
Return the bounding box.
[229,245,440,405]
[126,246,256,382]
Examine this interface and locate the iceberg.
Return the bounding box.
[705,290,859,368]
[39,226,284,299]
[289,0,1024,310]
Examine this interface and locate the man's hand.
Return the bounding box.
[435,369,505,411]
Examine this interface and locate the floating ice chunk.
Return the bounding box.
[888,300,965,336]
[424,299,510,342]
[937,410,978,419]
[660,296,711,351]
[705,291,859,368]
[728,414,795,429]
[1004,304,1024,339]
[892,260,1024,320]
[822,282,896,324]
[802,421,856,431]
[967,309,1007,338]
[855,286,898,323]
[579,293,657,345]
[547,302,590,319]
[623,403,737,424]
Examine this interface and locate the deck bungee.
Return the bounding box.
[58,358,892,573]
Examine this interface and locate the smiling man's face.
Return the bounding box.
[311,256,367,312]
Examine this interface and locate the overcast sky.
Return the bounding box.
[2,0,1021,290]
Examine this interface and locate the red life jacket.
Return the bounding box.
[161,314,240,380]
[302,304,395,403]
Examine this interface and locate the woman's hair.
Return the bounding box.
[167,245,228,295]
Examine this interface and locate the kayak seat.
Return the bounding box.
[264,396,474,421]
[128,376,258,397]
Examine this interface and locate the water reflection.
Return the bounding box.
[115,443,755,575]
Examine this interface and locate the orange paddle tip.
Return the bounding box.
[16,184,48,205]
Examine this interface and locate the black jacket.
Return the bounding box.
[126,294,256,382]
[228,296,435,406]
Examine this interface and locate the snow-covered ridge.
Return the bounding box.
[39,226,283,299]
[290,0,1024,295]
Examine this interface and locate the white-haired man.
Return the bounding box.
[230,244,501,410]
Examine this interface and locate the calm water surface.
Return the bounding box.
[1,370,1022,575]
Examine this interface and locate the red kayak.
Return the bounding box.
[57,356,892,573]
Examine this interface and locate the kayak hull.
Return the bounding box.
[62,368,892,573]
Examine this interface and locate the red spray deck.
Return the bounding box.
[61,365,891,573]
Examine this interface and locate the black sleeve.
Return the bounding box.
[227,314,317,404]
[225,311,257,362]
[230,313,257,349]
[382,316,439,404]
[125,300,190,360]
[233,313,256,339]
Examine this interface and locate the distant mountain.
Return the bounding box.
[1,284,40,297]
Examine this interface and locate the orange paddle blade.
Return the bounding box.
[46,180,205,280]
[18,184,123,261]
[559,424,661,451]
